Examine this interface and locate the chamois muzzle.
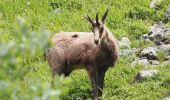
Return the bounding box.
[94,39,99,44]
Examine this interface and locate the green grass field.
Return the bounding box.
[0,0,170,100]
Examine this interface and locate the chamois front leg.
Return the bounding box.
[87,65,98,100]
[97,67,108,97]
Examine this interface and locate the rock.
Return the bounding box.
[165,56,170,61]
[147,21,170,45]
[131,58,149,65]
[166,6,170,22]
[148,22,165,45]
[163,29,170,44]
[149,60,160,65]
[119,49,136,57]
[140,47,159,60]
[150,0,162,8]
[134,70,158,82]
[119,37,131,49]
[121,37,131,44]
[159,44,170,52]
[119,41,131,49]
[163,97,170,100]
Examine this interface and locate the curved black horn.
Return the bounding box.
[101,9,109,23]
[84,15,94,25]
[96,13,99,24]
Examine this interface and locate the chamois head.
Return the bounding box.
[85,9,109,44]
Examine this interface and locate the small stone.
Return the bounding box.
[131,59,149,66]
[134,70,158,82]
[119,41,131,49]
[149,60,160,65]
[159,44,170,52]
[53,8,62,14]
[121,37,131,45]
[26,2,30,6]
[119,49,136,57]
[119,37,131,49]
[150,0,162,8]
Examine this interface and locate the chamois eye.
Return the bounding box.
[99,27,104,37]
[100,27,104,33]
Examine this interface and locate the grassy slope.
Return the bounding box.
[0,0,170,99]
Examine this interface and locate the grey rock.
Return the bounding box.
[121,37,131,44]
[159,44,170,52]
[140,47,159,60]
[119,49,136,57]
[150,0,162,8]
[165,56,170,61]
[149,60,160,65]
[163,97,170,100]
[148,22,165,45]
[135,70,158,82]
[53,8,62,14]
[163,29,170,44]
[119,41,131,49]
[119,37,131,49]
[131,58,149,65]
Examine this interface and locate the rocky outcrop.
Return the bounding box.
[143,21,170,45]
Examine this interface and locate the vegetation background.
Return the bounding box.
[0,0,170,100]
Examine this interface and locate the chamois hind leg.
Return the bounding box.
[97,67,108,97]
[51,62,72,87]
[87,65,98,100]
[50,64,64,87]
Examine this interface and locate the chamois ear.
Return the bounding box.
[101,9,109,23]
[84,15,94,25]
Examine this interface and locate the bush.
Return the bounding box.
[128,20,148,39]
[127,5,155,20]
[49,0,83,12]
[0,16,64,100]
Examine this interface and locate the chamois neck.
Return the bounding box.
[101,25,113,42]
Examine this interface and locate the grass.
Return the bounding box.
[0,0,170,100]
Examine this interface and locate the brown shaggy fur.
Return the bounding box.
[46,10,119,100]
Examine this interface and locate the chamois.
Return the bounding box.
[46,9,119,100]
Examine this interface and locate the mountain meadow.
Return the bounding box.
[0,0,170,100]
